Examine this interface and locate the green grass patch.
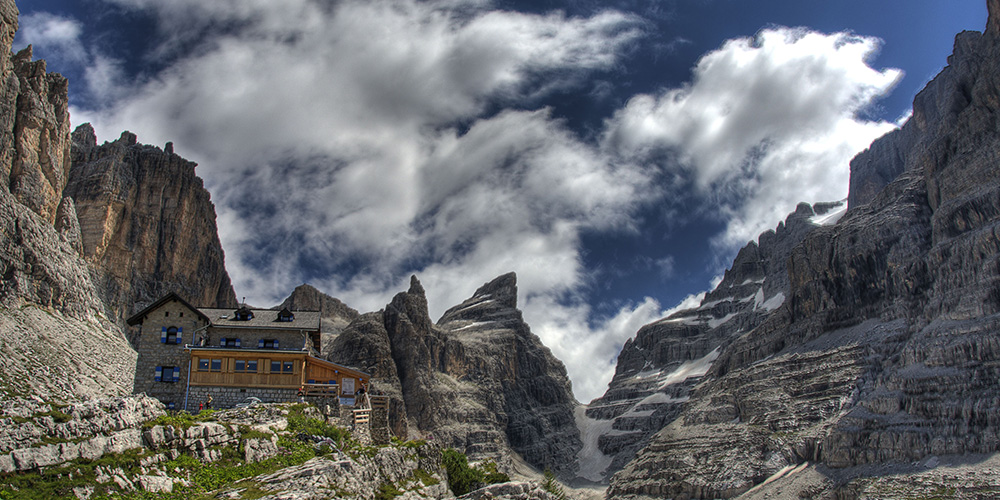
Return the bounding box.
[375,481,403,500]
[413,468,440,487]
[143,410,216,430]
[33,410,72,423]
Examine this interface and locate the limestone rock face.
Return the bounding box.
[608,5,1000,497]
[581,202,838,482]
[326,273,582,477]
[7,46,71,223]
[65,125,238,321]
[436,272,582,477]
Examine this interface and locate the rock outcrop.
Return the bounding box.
[65,124,238,321]
[326,273,583,478]
[278,283,360,336]
[7,45,71,223]
[608,3,1000,497]
[580,202,842,482]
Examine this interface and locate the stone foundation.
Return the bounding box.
[185,386,299,411]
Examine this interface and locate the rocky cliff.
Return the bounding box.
[607,2,1000,497]
[0,0,240,404]
[580,201,842,483]
[325,273,583,478]
[0,0,139,403]
[65,125,238,321]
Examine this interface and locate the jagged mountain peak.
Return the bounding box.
[408,274,425,296]
[71,123,97,149]
[472,271,518,308]
[437,272,521,327]
[278,283,359,319]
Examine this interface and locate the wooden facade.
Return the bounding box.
[187,347,370,394]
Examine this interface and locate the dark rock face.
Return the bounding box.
[327,312,408,437]
[583,202,838,482]
[325,273,582,477]
[437,272,581,477]
[278,283,360,357]
[609,4,1000,497]
[64,125,238,321]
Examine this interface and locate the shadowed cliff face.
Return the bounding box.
[609,3,1000,498]
[64,125,238,321]
[324,273,582,478]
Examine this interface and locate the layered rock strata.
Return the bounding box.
[581,201,842,482]
[608,2,1000,497]
[65,124,238,321]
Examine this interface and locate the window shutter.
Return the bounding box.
[258,339,264,348]
[160,327,167,343]
[176,327,183,344]
[172,367,180,382]
[221,337,227,346]
[273,339,279,349]
[154,366,162,382]
[235,338,241,347]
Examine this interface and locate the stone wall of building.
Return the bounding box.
[186,386,299,411]
[132,300,208,409]
[198,326,314,352]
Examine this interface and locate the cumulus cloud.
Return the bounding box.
[74,0,650,402]
[603,27,901,249]
[70,0,904,402]
[15,12,86,62]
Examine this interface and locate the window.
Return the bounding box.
[210,359,222,372]
[233,306,254,321]
[246,360,258,373]
[277,308,294,322]
[235,360,246,372]
[160,326,183,344]
[259,339,279,349]
[165,311,169,317]
[198,359,209,371]
[282,361,294,373]
[270,361,281,373]
[221,337,241,348]
[155,366,179,383]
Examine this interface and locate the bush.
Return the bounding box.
[442,449,509,496]
[442,448,482,496]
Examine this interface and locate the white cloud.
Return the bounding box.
[72,0,905,403]
[603,27,901,249]
[15,12,86,62]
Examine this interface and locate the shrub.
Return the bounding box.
[442,448,482,496]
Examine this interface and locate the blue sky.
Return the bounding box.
[16,0,988,402]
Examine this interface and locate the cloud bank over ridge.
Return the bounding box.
[31,0,901,401]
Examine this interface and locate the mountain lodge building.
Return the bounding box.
[127,292,371,411]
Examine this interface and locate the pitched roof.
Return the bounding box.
[307,355,371,380]
[126,292,211,326]
[198,307,321,331]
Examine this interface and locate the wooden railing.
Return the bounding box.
[353,409,370,425]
